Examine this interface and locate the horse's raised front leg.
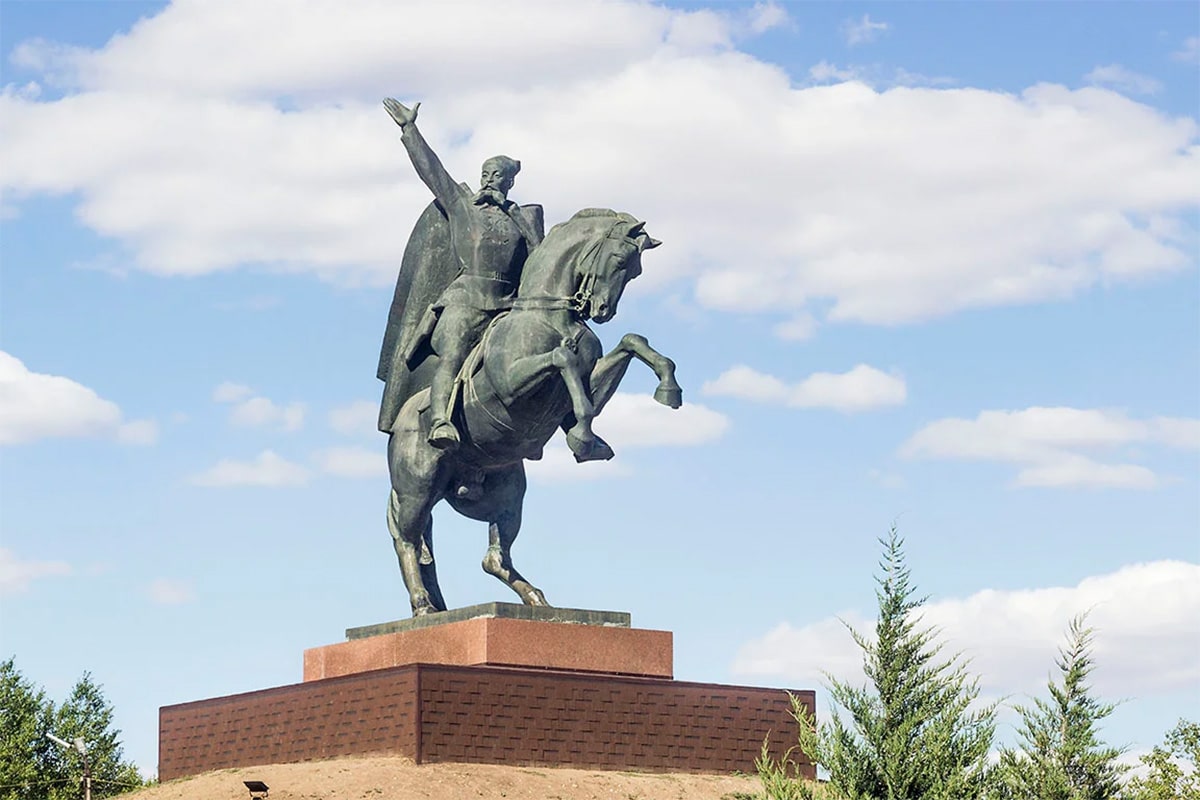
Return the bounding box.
[590,332,682,412]
[476,467,549,607]
[504,341,602,461]
[548,338,602,460]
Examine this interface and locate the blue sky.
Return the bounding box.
[1,0,1197,780]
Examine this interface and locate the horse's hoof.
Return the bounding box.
[574,435,614,463]
[654,382,682,408]
[518,584,549,606]
[566,429,594,460]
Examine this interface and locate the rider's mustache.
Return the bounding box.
[473,188,508,206]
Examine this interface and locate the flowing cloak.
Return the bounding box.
[376,195,545,433]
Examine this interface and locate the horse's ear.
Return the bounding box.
[626,221,646,239]
[641,236,662,251]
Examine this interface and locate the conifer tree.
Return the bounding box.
[994,615,1126,800]
[758,527,997,800]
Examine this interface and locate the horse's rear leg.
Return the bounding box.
[476,468,548,607]
[387,489,443,615]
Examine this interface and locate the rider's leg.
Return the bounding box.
[428,307,488,449]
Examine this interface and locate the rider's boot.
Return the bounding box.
[427,368,461,450]
[428,417,460,450]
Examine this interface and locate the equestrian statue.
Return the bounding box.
[377,99,682,616]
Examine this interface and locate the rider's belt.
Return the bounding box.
[465,271,516,283]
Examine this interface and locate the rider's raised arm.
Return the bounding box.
[384,98,462,209]
[400,123,463,209]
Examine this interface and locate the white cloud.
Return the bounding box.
[523,392,727,483]
[745,2,790,35]
[0,549,72,594]
[212,381,253,402]
[867,468,906,489]
[229,396,305,431]
[703,364,906,412]
[525,440,633,483]
[772,312,818,341]
[328,400,380,437]
[733,560,1200,698]
[148,578,195,605]
[314,446,384,478]
[190,449,310,487]
[1172,36,1200,64]
[805,62,954,90]
[213,383,304,431]
[1085,64,1162,96]
[0,2,1196,328]
[843,14,889,46]
[901,407,1199,489]
[0,351,157,445]
[808,60,864,84]
[591,392,729,448]
[117,419,160,445]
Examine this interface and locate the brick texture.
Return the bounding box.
[159,668,418,781]
[159,664,813,781]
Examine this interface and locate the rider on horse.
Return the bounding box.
[382,98,544,451]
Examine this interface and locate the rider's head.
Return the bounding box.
[481,156,520,196]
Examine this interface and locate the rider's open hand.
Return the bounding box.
[383,98,419,129]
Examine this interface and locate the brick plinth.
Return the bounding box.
[158,664,814,781]
[303,616,673,680]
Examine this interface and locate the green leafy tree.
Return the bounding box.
[0,659,145,799]
[1,658,65,800]
[48,673,146,799]
[994,615,1126,800]
[1123,719,1200,800]
[758,527,997,800]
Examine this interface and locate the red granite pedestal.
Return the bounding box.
[304,615,673,680]
[158,605,813,782]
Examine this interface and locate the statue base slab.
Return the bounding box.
[158,662,814,781]
[304,604,671,680]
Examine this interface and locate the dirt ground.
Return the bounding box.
[124,755,764,800]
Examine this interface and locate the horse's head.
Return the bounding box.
[568,210,661,324]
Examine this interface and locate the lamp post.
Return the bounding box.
[47,733,91,800]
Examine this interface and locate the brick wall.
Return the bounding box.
[159,664,813,781]
[159,667,418,780]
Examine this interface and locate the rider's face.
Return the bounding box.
[481,162,515,195]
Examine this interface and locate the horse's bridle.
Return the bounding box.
[513,218,633,319]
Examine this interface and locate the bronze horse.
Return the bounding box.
[382,209,682,616]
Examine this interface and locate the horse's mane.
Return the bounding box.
[568,208,638,223]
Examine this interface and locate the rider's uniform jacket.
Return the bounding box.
[399,123,541,313]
